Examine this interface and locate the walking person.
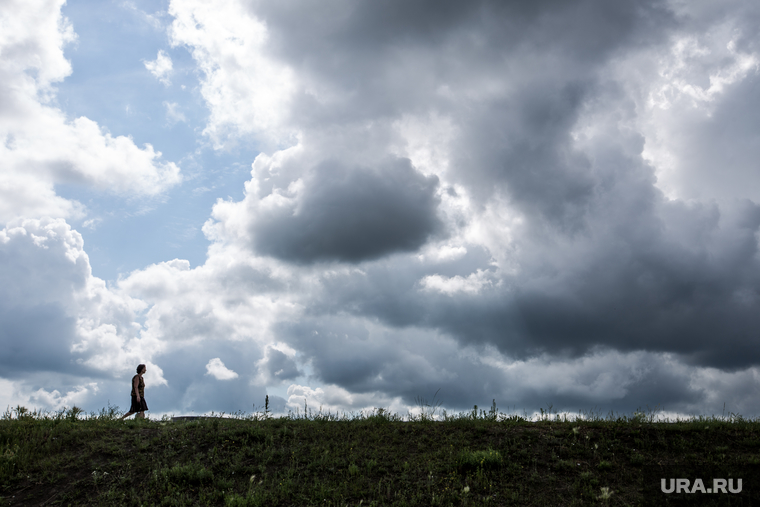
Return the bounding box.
[121,364,148,420]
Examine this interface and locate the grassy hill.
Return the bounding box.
[2,404,759,506]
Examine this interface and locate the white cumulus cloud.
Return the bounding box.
[144,49,174,86]
[205,358,239,380]
[0,0,181,223]
[168,0,297,148]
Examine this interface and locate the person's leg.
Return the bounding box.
[121,411,134,420]
[137,411,145,419]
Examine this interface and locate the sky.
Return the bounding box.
[2,0,760,419]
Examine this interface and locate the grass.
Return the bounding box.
[1,402,760,505]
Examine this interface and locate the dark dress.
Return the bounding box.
[129,374,148,412]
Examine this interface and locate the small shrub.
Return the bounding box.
[161,463,214,485]
[457,448,502,472]
[367,407,394,424]
[66,406,84,421]
[0,443,20,479]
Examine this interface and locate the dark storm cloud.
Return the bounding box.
[0,230,88,306]
[0,304,77,377]
[497,198,760,367]
[157,0,760,417]
[0,221,108,379]
[260,347,301,382]
[615,367,705,412]
[245,0,675,230]
[281,315,717,415]
[247,0,674,130]
[306,194,760,369]
[279,318,478,406]
[252,0,671,67]
[229,0,760,414]
[252,157,442,264]
[454,83,597,228]
[257,35,760,370]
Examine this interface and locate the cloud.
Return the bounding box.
[236,156,443,264]
[29,383,102,411]
[0,218,149,377]
[285,383,402,415]
[256,346,301,383]
[420,269,495,296]
[6,0,760,419]
[122,1,166,31]
[164,101,187,125]
[205,358,239,380]
[168,0,296,148]
[154,0,760,416]
[145,49,173,86]
[0,0,181,223]
[605,11,760,203]
[0,218,176,413]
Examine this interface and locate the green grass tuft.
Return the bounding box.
[457,448,502,471]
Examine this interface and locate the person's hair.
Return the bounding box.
[136,364,146,374]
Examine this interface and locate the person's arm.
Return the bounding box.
[133,376,141,402]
